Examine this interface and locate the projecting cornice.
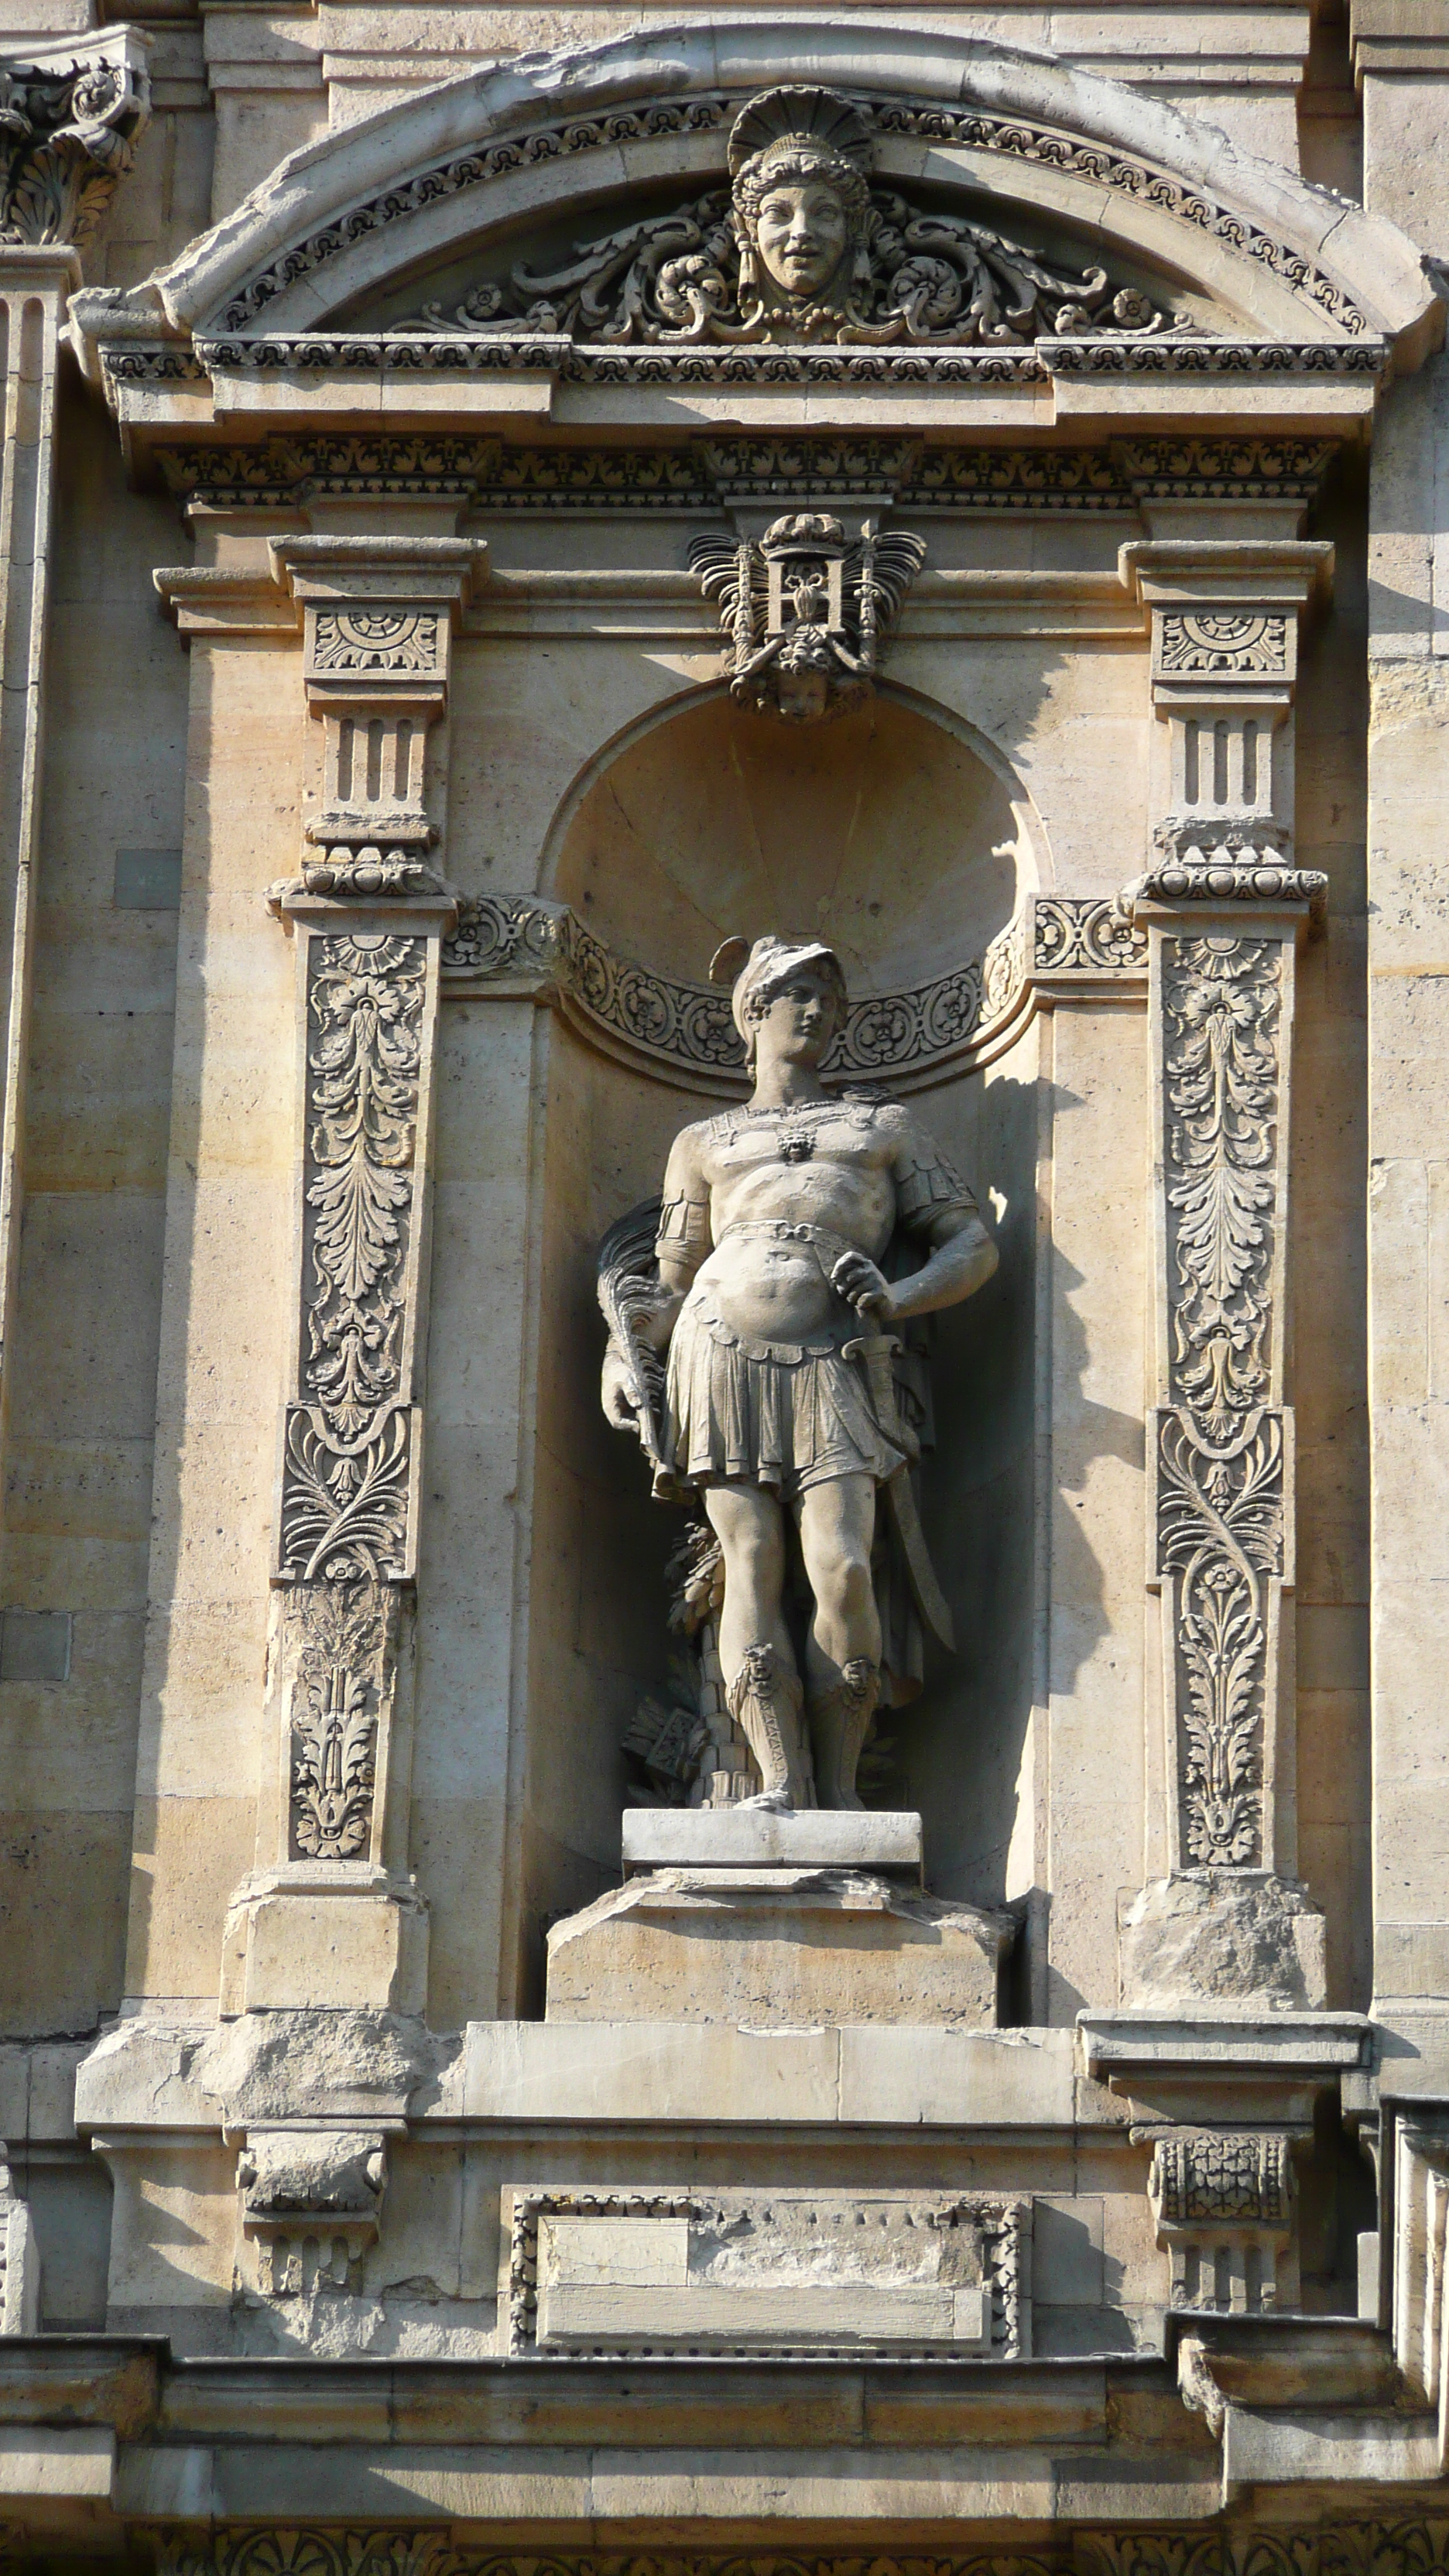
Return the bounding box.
[67,15,1440,441]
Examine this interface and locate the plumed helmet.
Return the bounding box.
[710,933,849,1044]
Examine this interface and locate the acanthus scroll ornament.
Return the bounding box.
[440,892,1050,1084]
[400,83,1175,352]
[690,511,926,721]
[276,933,426,1585]
[1156,934,1287,1871]
[0,40,149,249]
[284,1578,388,1859]
[1165,935,1280,1426]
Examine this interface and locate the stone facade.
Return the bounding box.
[0,0,1441,2564]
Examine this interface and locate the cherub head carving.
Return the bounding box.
[728,86,873,317]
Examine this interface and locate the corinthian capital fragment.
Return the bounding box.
[0,31,149,251]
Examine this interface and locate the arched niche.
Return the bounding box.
[515,684,1043,1999]
[542,687,1038,997]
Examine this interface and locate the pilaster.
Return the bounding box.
[1118,541,1331,2024]
[218,534,482,2019]
[0,28,151,1564]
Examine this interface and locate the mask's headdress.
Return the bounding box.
[711,933,849,1070]
[727,86,874,304]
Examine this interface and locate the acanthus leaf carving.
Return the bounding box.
[212,84,1368,344]
[1156,933,1288,1874]
[283,1577,389,1860]
[397,85,1176,355]
[0,43,148,249]
[1164,934,1280,1426]
[276,932,426,1587]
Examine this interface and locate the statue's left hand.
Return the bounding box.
[830,1249,893,1321]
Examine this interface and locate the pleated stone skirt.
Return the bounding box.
[664,1294,904,1499]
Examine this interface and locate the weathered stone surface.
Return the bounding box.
[77,2009,459,2131]
[1117,1872,1327,2011]
[545,1869,1010,2028]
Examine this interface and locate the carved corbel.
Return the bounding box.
[1118,540,1331,2014]
[221,538,482,2022]
[237,2128,388,2297]
[1149,2129,1297,2314]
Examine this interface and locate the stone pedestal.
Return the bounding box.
[622,1807,923,1879]
[546,1865,1011,2030]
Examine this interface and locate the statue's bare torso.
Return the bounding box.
[663,1100,906,1344]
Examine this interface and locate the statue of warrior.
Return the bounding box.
[601,935,998,1812]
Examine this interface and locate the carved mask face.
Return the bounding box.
[754,182,850,301]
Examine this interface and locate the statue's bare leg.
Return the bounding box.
[704,1482,810,1806]
[796,1473,882,1811]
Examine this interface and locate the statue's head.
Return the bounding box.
[728,87,872,314]
[715,933,849,1073]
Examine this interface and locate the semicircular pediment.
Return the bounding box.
[104,16,1434,386]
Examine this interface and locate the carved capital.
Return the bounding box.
[1149,2129,1295,2313]
[1124,540,1331,714]
[0,31,149,252]
[270,536,486,867]
[237,2127,388,2295]
[1128,845,1328,933]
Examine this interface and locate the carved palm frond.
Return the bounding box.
[598,1197,667,1466]
[853,526,928,629]
[688,532,766,664]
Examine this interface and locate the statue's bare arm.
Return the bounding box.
[831,1204,997,1324]
[831,1116,998,1322]
[601,1127,707,1433]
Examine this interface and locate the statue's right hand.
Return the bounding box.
[601,1347,642,1437]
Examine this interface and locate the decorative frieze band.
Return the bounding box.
[211,87,1370,341]
[176,334,1380,394]
[155,434,1337,518]
[440,892,1146,1091]
[152,2530,1449,2576]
